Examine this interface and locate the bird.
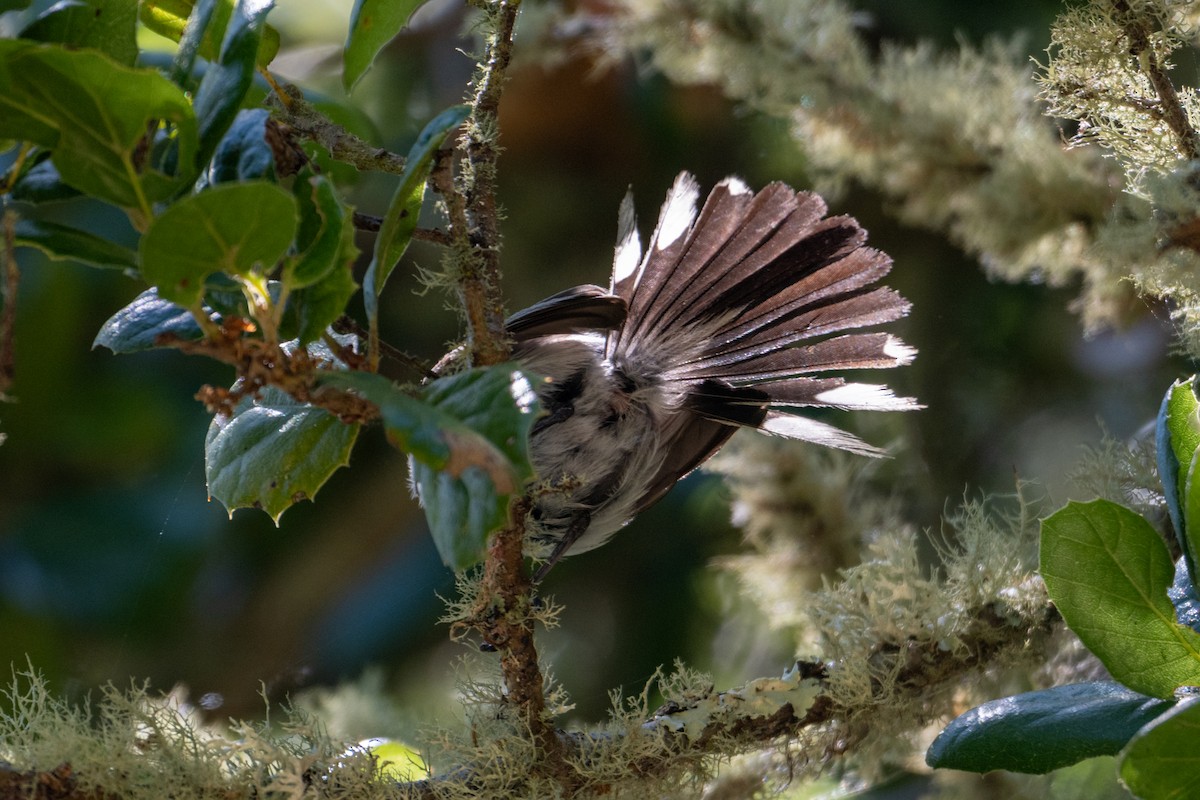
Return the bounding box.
[501,172,919,578]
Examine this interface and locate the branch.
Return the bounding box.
[453,0,519,368]
[1111,0,1200,161]
[392,601,1057,798]
[156,324,382,423]
[265,81,409,175]
[351,211,453,246]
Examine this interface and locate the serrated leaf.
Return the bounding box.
[1120,696,1200,798]
[0,41,197,208]
[20,0,138,66]
[14,218,136,271]
[322,366,539,569]
[206,385,359,522]
[343,0,428,92]
[1041,499,1200,698]
[193,0,276,170]
[926,682,1174,774]
[93,289,204,353]
[139,181,297,306]
[206,108,276,185]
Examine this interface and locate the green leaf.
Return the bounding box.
[1041,499,1200,698]
[286,174,354,289]
[7,157,81,203]
[14,218,136,271]
[0,41,198,208]
[139,182,297,306]
[322,366,539,569]
[205,108,276,185]
[193,0,276,170]
[926,682,1174,774]
[363,105,469,359]
[20,0,139,66]
[1162,378,1200,578]
[93,289,204,353]
[1120,696,1200,798]
[140,0,280,77]
[286,256,358,346]
[343,0,428,92]
[206,385,360,523]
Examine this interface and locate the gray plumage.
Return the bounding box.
[508,173,919,577]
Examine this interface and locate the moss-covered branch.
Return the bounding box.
[267,81,409,175]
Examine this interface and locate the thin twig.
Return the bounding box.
[352,211,454,246]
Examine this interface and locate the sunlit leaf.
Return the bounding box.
[1120,695,1200,798]
[0,42,197,208]
[343,0,428,92]
[363,105,468,360]
[20,0,138,66]
[139,181,297,306]
[1041,499,1200,698]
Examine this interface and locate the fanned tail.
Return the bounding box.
[611,172,919,479]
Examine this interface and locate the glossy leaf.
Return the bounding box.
[1041,499,1200,698]
[1171,558,1200,635]
[206,385,360,523]
[322,367,539,569]
[0,42,197,208]
[206,108,276,185]
[20,0,138,66]
[93,289,204,353]
[7,158,80,203]
[1120,696,1200,798]
[140,0,280,75]
[343,0,428,92]
[926,682,1174,774]
[364,105,469,354]
[193,0,276,170]
[1161,378,1200,572]
[139,182,297,306]
[14,218,136,271]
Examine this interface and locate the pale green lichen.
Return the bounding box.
[0,664,385,800]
